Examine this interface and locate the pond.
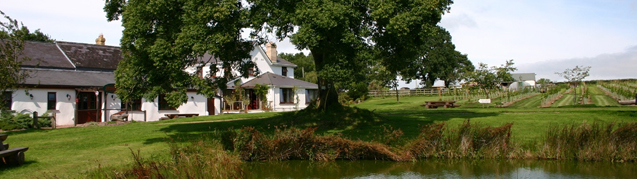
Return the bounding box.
[243,160,636,179]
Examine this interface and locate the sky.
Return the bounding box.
[2,0,637,87]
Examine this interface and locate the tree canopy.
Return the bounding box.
[399,26,473,88]
[465,60,516,98]
[0,11,40,109]
[279,52,316,83]
[555,66,591,86]
[104,0,454,110]
[0,26,54,42]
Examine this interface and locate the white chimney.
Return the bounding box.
[266,42,277,62]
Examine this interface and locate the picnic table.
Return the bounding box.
[0,134,29,166]
[164,113,199,119]
[421,101,460,109]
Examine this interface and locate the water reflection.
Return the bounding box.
[243,160,637,179]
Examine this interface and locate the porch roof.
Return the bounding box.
[24,69,115,87]
[240,72,318,89]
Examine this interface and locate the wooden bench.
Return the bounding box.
[0,134,29,166]
[0,147,29,165]
[164,113,199,119]
[421,101,460,109]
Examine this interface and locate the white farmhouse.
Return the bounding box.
[185,42,318,113]
[3,36,317,127]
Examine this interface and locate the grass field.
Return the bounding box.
[506,94,542,108]
[589,85,621,106]
[1,91,636,178]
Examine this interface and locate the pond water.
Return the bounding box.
[243,160,636,179]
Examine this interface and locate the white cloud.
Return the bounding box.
[518,45,637,82]
[441,0,637,71]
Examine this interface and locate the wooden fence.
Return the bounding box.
[32,111,56,129]
[368,88,452,97]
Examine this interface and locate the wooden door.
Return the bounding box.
[207,98,215,115]
[77,92,101,124]
[248,90,258,110]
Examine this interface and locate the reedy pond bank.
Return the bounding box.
[97,120,637,178]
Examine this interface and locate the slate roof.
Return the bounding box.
[15,41,75,69]
[196,52,222,63]
[239,72,318,89]
[272,57,297,67]
[55,41,121,70]
[24,69,115,87]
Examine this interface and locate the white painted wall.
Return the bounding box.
[133,92,209,122]
[10,88,76,126]
[287,67,295,78]
[251,49,274,75]
[270,86,310,112]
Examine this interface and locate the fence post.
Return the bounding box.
[32,111,40,129]
[52,112,57,129]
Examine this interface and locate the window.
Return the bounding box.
[248,68,255,76]
[121,98,142,111]
[280,88,294,104]
[158,94,176,110]
[305,89,318,104]
[47,92,57,110]
[196,66,203,78]
[78,92,97,110]
[282,67,288,76]
[2,91,11,110]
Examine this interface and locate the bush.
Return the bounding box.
[90,138,244,178]
[347,82,369,101]
[0,110,34,130]
[0,110,51,130]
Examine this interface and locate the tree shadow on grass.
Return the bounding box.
[145,107,499,145]
[0,160,37,171]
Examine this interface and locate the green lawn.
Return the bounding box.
[589,85,621,106]
[2,95,637,178]
[506,94,542,108]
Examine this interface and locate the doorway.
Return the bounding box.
[77,92,101,124]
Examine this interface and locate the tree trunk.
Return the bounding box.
[311,50,342,111]
[394,81,400,103]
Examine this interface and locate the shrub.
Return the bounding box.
[223,126,401,161]
[538,122,637,162]
[0,110,36,130]
[90,138,244,178]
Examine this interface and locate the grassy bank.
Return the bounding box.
[1,95,636,178]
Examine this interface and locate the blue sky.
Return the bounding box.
[3,0,636,85]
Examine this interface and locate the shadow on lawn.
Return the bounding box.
[145,107,500,144]
[2,128,54,137]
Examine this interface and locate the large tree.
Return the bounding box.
[105,0,453,110]
[399,26,473,88]
[105,0,257,106]
[1,11,37,109]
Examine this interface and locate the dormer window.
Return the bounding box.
[248,68,254,76]
[282,67,288,76]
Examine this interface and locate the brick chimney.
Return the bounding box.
[265,42,277,62]
[95,34,106,45]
